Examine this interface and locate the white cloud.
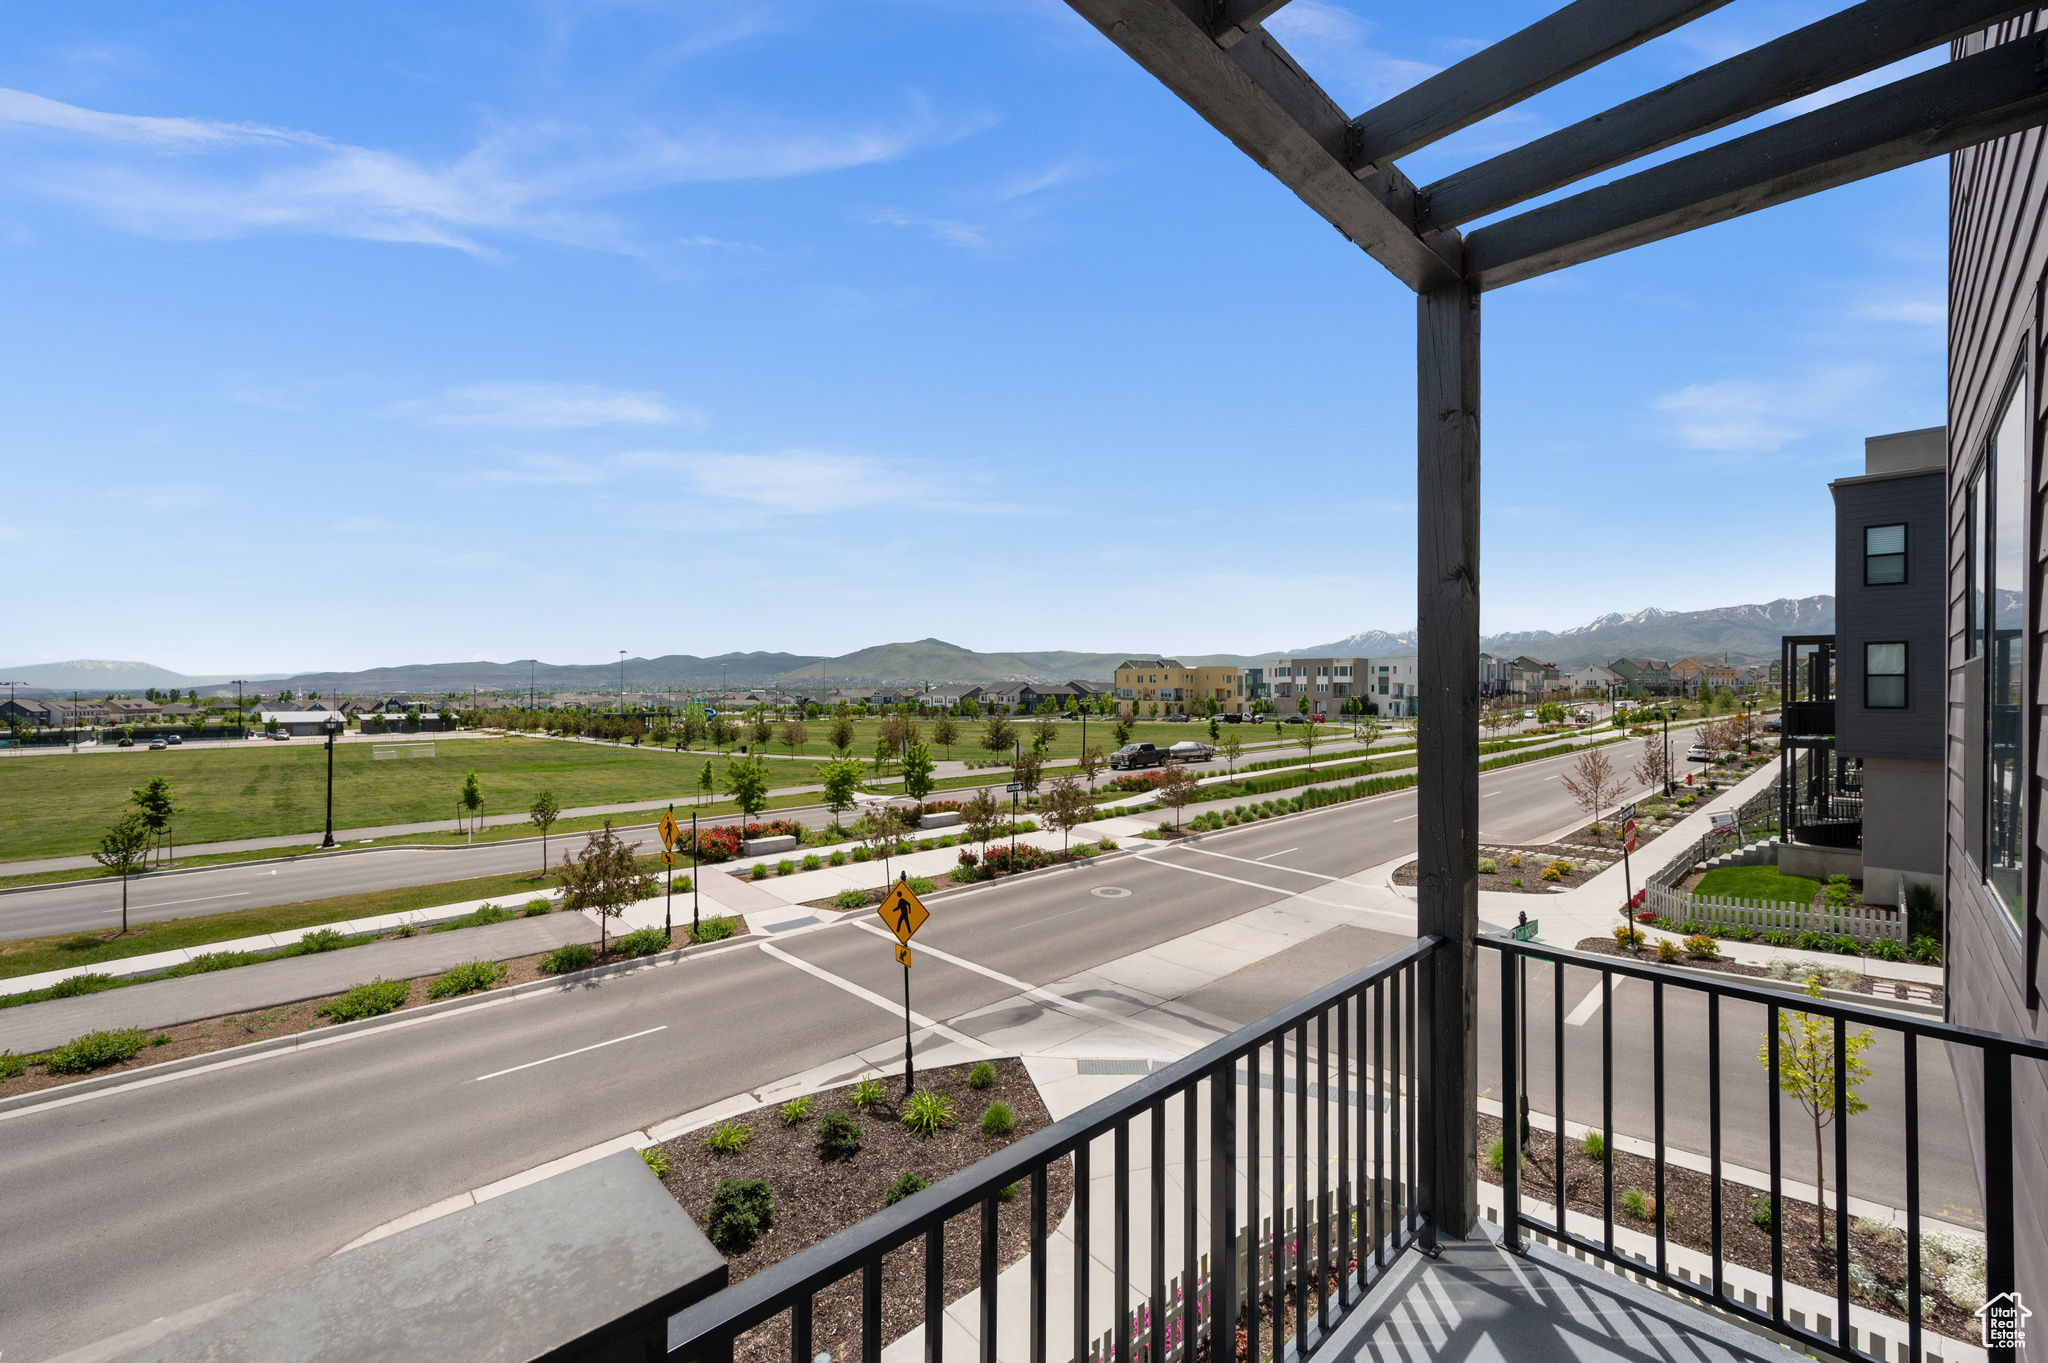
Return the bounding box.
[1650,366,1877,452]
[477,454,610,485]
[621,448,916,513]
[1263,1,1438,111]
[1851,293,1945,326]
[403,380,700,430]
[854,206,988,249]
[0,87,969,255]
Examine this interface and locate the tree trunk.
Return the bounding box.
[1814,1112,1828,1248]
[121,869,130,935]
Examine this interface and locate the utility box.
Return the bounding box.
[741,834,798,857]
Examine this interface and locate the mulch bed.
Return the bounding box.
[0,918,750,1099]
[652,1059,1070,1363]
[1396,842,1614,896]
[1476,1113,1976,1339]
[1571,934,1944,1006]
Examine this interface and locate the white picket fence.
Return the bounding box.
[1644,883,1906,945]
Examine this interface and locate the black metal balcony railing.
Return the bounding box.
[659,933,2044,1363]
[1493,937,2046,1363]
[667,936,1443,1363]
[1781,701,1836,737]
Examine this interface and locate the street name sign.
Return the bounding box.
[877,881,929,945]
[1006,782,1024,793]
[1509,920,1540,942]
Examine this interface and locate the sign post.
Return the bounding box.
[659,806,678,940]
[691,811,700,936]
[1617,801,1638,928]
[877,873,931,1095]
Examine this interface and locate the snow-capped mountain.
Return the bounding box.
[1290,596,1835,665]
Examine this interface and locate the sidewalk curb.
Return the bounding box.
[0,926,764,1121]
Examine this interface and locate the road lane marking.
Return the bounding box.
[756,942,997,1054]
[476,1026,667,1081]
[1566,976,1625,1026]
[128,891,253,911]
[1176,846,1336,880]
[1483,791,1502,798]
[1253,848,1300,861]
[847,920,1197,1046]
[1392,814,1416,822]
[1133,855,1413,924]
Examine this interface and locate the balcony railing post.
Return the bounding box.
[1984,1047,2017,1363]
[1499,944,1522,1251]
[1208,1061,1237,1363]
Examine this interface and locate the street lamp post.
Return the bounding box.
[321,716,345,848]
[1662,702,1673,798]
[234,680,248,740]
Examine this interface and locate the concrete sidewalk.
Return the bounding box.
[0,913,599,1054]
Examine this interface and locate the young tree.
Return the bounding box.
[1032,715,1059,752]
[724,757,771,825]
[557,819,657,954]
[829,715,856,758]
[981,715,1017,759]
[871,735,894,775]
[900,741,937,808]
[709,715,736,754]
[1355,713,1385,753]
[1155,764,1200,830]
[1758,977,1874,1247]
[130,776,179,867]
[1633,736,1672,792]
[1112,719,1133,747]
[1079,743,1107,789]
[779,719,808,756]
[697,759,716,807]
[1042,776,1091,853]
[1208,716,1221,744]
[819,756,867,823]
[93,811,152,935]
[527,790,561,875]
[1216,731,1243,776]
[851,804,911,892]
[932,713,959,760]
[1560,747,1620,833]
[1013,747,1044,797]
[1296,718,1321,767]
[459,770,484,839]
[879,712,908,753]
[750,714,773,747]
[963,784,1003,862]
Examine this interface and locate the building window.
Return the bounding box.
[1864,524,1906,585]
[1865,643,1906,708]
[1987,378,2027,920]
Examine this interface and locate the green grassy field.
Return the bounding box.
[691,715,1385,763]
[1692,865,1820,904]
[0,737,829,862]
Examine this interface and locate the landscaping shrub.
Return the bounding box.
[980,1101,1016,1137]
[802,854,823,871]
[1747,1197,1774,1229]
[1097,836,1117,851]
[1683,934,1719,960]
[775,859,796,876]
[42,1027,147,1074]
[917,838,934,851]
[1580,1131,1606,1160]
[1905,882,1942,940]
[751,864,770,881]
[640,1147,672,1178]
[427,959,506,999]
[1828,934,1859,955]
[0,1051,29,1080]
[907,875,937,896]
[702,1120,752,1155]
[817,1110,863,1159]
[49,973,118,999]
[317,978,410,1023]
[1656,938,1681,963]
[982,844,1056,876]
[1725,924,1754,942]
[540,943,596,974]
[1867,937,1906,962]
[616,927,671,957]
[1612,925,1644,951]
[829,850,847,866]
[883,1170,928,1207]
[1823,874,1857,909]
[1761,930,1793,947]
[707,1177,773,1251]
[967,1061,996,1090]
[1477,857,1496,875]
[1620,1188,1657,1220]
[780,1096,815,1126]
[849,1074,886,1111]
[834,888,869,910]
[850,847,870,863]
[184,951,262,973]
[690,915,739,944]
[1909,934,1942,965]
[998,1182,1019,1203]
[1795,930,1829,952]
[900,1090,957,1137]
[296,928,348,953]
[523,898,554,917]
[938,836,956,848]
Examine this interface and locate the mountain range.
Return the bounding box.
[4,596,1835,695]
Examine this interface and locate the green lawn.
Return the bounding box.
[675,715,1384,764]
[0,736,829,862]
[1692,865,1820,904]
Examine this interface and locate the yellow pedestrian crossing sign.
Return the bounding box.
[877,880,929,945]
[658,811,679,851]
[896,943,913,968]
[661,850,675,866]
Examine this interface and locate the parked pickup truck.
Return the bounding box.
[1166,741,1215,763]
[1109,742,1165,770]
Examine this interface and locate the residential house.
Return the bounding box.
[1111,660,1245,717]
[1669,657,1741,694]
[1564,663,1621,697]
[1477,653,1518,698]
[0,697,53,728]
[1608,657,1675,696]
[103,697,162,718]
[923,684,985,710]
[1829,425,1945,906]
[1509,656,1564,700]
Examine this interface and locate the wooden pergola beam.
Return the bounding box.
[1423,0,2036,229]
[1206,0,1298,49]
[1065,0,1461,292]
[1347,0,1733,168]
[1465,32,2048,290]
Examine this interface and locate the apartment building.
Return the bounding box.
[1111,659,1245,717]
[1262,656,1417,717]
[1670,657,1742,694]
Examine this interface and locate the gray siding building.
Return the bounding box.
[1830,426,1946,904]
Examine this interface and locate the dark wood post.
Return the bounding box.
[1416,277,1481,1243]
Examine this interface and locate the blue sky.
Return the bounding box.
[0,1,1947,674]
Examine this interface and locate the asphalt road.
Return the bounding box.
[0,769,1971,1361]
[0,741,1637,943]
